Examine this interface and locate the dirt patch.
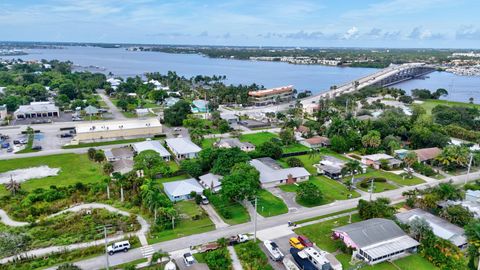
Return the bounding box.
[0,166,60,184]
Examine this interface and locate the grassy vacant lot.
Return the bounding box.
[208,193,250,225]
[279,176,360,207]
[148,200,215,244]
[417,99,480,115]
[201,138,217,149]
[256,189,288,217]
[357,180,398,193]
[354,169,424,186]
[0,153,103,196]
[239,132,309,153]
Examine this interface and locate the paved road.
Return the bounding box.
[97,90,126,120]
[63,171,480,270]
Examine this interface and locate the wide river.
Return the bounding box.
[3,46,479,103]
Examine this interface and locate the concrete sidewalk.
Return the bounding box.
[227,245,243,270]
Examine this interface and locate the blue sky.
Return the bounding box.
[1,0,480,48]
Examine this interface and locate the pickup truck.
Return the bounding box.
[228,234,249,245]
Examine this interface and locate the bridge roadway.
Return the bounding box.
[228,63,435,115]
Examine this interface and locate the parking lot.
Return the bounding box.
[260,234,297,270]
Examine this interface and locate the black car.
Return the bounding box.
[60,133,73,138]
[32,146,42,151]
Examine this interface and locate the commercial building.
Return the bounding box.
[165,137,201,160]
[332,218,419,265]
[214,138,255,152]
[396,208,467,248]
[301,136,331,149]
[163,178,204,202]
[248,85,294,106]
[73,118,162,143]
[14,102,59,119]
[249,157,310,188]
[132,140,171,161]
[361,153,402,170]
[198,173,223,192]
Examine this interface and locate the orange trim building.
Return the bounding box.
[248,85,294,106]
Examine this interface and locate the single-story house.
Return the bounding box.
[165,137,201,160]
[249,157,311,188]
[105,146,134,162]
[84,105,99,115]
[198,173,223,192]
[220,113,239,124]
[238,119,270,129]
[132,140,171,161]
[413,147,442,163]
[361,153,402,170]
[214,138,255,152]
[394,149,409,160]
[303,103,319,115]
[332,218,419,265]
[396,208,467,248]
[301,136,331,149]
[192,100,209,113]
[14,102,60,119]
[163,178,204,202]
[164,97,180,107]
[112,159,134,174]
[314,156,366,180]
[295,125,310,136]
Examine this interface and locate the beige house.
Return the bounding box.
[72,118,162,143]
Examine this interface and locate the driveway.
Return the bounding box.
[201,204,229,229]
[269,187,303,213]
[97,90,126,120]
[227,245,243,270]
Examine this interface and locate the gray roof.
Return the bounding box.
[84,105,99,114]
[14,102,59,114]
[362,235,419,260]
[334,218,412,248]
[215,138,255,149]
[163,178,204,197]
[249,158,311,183]
[165,137,201,155]
[112,159,134,174]
[396,208,467,247]
[198,173,223,189]
[133,140,171,158]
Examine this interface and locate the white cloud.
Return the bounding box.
[456,25,480,40]
[343,27,360,40]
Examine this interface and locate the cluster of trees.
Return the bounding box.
[432,105,480,131]
[182,112,231,145]
[357,198,396,220]
[0,60,107,111]
[411,88,448,100]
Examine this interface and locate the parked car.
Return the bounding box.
[13,140,21,145]
[289,237,305,250]
[107,240,130,255]
[183,252,195,266]
[7,147,13,153]
[228,234,249,246]
[1,142,10,149]
[32,146,42,151]
[297,235,313,248]
[60,133,73,138]
[201,195,209,205]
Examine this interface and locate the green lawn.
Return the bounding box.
[256,189,288,217]
[352,169,424,186]
[0,153,103,196]
[358,180,398,193]
[15,132,40,154]
[239,132,278,146]
[62,137,148,149]
[201,138,217,149]
[148,200,215,244]
[280,151,349,175]
[279,176,360,207]
[417,99,480,115]
[209,193,250,225]
[282,143,310,154]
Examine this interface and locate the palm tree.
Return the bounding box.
[404,152,418,177]
[343,160,362,189]
[4,176,20,196]
[112,172,126,202]
[103,177,112,199]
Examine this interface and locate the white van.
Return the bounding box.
[107,240,131,255]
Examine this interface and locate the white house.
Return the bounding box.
[165,137,201,160]
[214,138,255,152]
[249,157,310,188]
[132,140,171,161]
[198,173,223,192]
[163,178,204,202]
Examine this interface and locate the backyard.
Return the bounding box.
[148,200,215,244]
[239,132,309,154]
[0,153,103,196]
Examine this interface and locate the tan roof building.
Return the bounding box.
[413,147,442,162]
[248,85,294,106]
[301,136,330,148]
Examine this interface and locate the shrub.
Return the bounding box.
[203,248,232,270]
[286,157,304,167]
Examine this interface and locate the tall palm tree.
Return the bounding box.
[343,160,362,189]
[4,176,20,196]
[112,172,126,202]
[404,152,418,177]
[103,177,112,199]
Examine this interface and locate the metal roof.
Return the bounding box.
[165,137,201,155]
[333,218,410,248]
[133,140,171,158]
[362,235,419,259]
[163,178,204,197]
[199,173,223,189]
[249,158,310,183]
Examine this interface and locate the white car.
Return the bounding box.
[183,252,195,266]
[107,240,130,255]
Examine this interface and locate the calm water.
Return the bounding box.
[3,46,479,103]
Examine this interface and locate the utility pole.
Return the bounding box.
[172,216,175,230]
[466,153,473,185]
[253,197,258,243]
[369,179,374,201]
[104,226,109,270]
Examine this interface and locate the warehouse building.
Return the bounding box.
[72,118,162,143]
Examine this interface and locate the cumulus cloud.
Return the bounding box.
[343,26,359,40]
[456,25,480,40]
[408,27,444,40]
[284,31,325,40]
